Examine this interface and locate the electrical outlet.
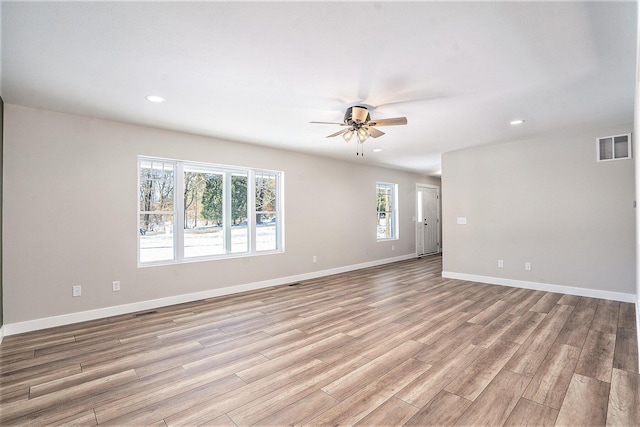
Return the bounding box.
[525,262,532,271]
[391,245,395,251]
[498,260,504,268]
[312,256,317,263]
[112,281,120,292]
[72,285,82,297]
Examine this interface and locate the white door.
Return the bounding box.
[417,185,439,256]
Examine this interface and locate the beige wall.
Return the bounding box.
[3,104,439,326]
[442,124,635,296]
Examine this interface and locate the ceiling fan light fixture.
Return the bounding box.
[343,129,354,142]
[357,127,369,143]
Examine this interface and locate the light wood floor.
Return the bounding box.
[1,255,638,426]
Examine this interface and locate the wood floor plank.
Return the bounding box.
[227,355,370,426]
[529,292,563,314]
[94,353,268,424]
[557,294,581,306]
[522,342,581,409]
[539,304,575,332]
[237,333,354,383]
[468,300,511,325]
[613,327,639,373]
[555,373,610,427]
[404,390,471,426]
[8,367,188,426]
[504,328,559,377]
[606,368,640,426]
[445,339,520,401]
[0,363,82,401]
[0,336,77,357]
[395,344,485,408]
[356,322,429,360]
[354,396,419,426]
[163,358,327,426]
[322,339,425,401]
[415,322,484,365]
[303,358,430,426]
[591,300,621,335]
[100,374,247,426]
[413,310,475,345]
[555,296,599,348]
[500,310,547,345]
[504,398,558,426]
[49,409,98,426]
[249,390,339,427]
[617,302,636,329]
[453,369,531,426]
[471,312,521,348]
[509,290,547,315]
[574,329,616,383]
[0,369,139,425]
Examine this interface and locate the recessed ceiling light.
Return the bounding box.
[510,119,525,125]
[145,95,166,103]
[372,148,383,152]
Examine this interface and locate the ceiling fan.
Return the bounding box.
[311,106,408,155]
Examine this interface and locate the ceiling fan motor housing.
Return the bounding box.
[344,106,370,126]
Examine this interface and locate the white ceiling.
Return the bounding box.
[2,1,637,175]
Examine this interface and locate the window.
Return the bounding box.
[376,182,398,240]
[139,159,175,263]
[139,157,283,265]
[597,134,632,161]
[255,171,279,252]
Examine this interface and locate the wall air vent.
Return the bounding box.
[597,133,632,161]
[133,310,158,318]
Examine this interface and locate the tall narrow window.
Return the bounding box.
[230,172,249,254]
[139,159,175,263]
[184,167,223,258]
[138,157,283,265]
[376,182,398,240]
[256,171,279,251]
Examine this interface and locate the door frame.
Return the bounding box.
[416,183,441,256]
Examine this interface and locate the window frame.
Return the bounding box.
[138,156,284,267]
[376,181,399,241]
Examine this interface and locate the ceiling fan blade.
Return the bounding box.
[375,89,448,108]
[367,127,385,138]
[326,128,351,138]
[310,121,347,125]
[368,117,408,127]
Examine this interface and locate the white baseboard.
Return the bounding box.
[0,325,4,345]
[2,254,417,337]
[442,271,636,303]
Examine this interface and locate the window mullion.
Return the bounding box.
[224,172,232,253]
[174,162,185,261]
[248,170,256,253]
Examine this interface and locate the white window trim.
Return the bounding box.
[138,156,284,267]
